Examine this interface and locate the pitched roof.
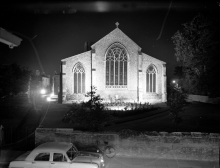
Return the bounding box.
[61,50,91,61]
[91,27,141,50]
[142,52,166,64]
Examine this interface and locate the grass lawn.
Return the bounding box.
[1,96,220,134]
[39,102,73,128]
[39,101,220,133]
[105,102,220,133]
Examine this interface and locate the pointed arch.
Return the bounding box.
[146,64,157,93]
[73,62,85,94]
[105,42,128,88]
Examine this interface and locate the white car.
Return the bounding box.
[9,142,105,168]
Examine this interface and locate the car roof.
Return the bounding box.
[25,142,75,161]
[34,142,73,153]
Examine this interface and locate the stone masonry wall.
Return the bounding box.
[62,51,91,96]
[93,28,140,102]
[35,128,219,161]
[62,28,166,103]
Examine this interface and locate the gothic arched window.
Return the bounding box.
[106,44,127,88]
[146,65,156,93]
[73,63,85,94]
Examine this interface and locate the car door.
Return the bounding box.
[31,152,50,168]
[49,152,69,168]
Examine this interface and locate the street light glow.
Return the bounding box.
[40,88,46,94]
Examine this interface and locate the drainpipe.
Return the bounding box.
[58,62,63,104]
[137,52,139,103]
[91,49,93,104]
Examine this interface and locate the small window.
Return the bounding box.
[34,153,50,161]
[53,153,67,162]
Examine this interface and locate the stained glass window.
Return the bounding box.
[106,44,127,88]
[146,65,156,93]
[73,63,85,94]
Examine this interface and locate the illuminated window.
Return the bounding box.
[146,65,156,93]
[106,44,127,88]
[73,63,85,94]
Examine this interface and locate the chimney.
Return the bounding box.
[84,41,89,52]
[84,41,94,52]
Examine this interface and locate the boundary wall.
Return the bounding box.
[35,128,219,161]
[188,95,220,104]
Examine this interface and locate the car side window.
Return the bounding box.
[53,153,67,162]
[34,153,50,161]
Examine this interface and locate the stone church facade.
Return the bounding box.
[61,25,167,104]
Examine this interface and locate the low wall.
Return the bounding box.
[35,128,219,161]
[188,94,220,104]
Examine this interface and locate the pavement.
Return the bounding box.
[103,156,219,168]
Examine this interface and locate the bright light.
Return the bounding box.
[172,80,176,84]
[40,89,46,94]
[46,97,51,101]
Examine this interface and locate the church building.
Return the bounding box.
[61,23,167,104]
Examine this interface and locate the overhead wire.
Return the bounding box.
[156,0,173,40]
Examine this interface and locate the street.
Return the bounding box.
[104,155,219,168]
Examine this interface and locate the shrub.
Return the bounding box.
[166,86,188,131]
[62,86,113,132]
[106,102,159,118]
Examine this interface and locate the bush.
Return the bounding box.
[62,87,113,132]
[166,86,188,131]
[106,102,159,118]
[63,103,113,132]
[107,107,158,118]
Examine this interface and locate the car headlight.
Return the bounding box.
[46,97,51,101]
[40,89,46,94]
[100,156,104,163]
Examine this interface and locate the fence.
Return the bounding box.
[0,127,35,151]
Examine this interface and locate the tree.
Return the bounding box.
[172,12,220,96]
[0,63,31,120]
[173,66,183,79]
[0,63,31,100]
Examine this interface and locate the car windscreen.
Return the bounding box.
[66,146,78,161]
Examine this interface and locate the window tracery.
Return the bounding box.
[73,62,85,93]
[106,44,127,88]
[146,65,156,93]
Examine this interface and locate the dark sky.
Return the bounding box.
[0,1,219,79]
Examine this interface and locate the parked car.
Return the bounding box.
[9,142,105,168]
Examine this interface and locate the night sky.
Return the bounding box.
[0,1,219,80]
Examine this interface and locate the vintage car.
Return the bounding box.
[9,142,105,168]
